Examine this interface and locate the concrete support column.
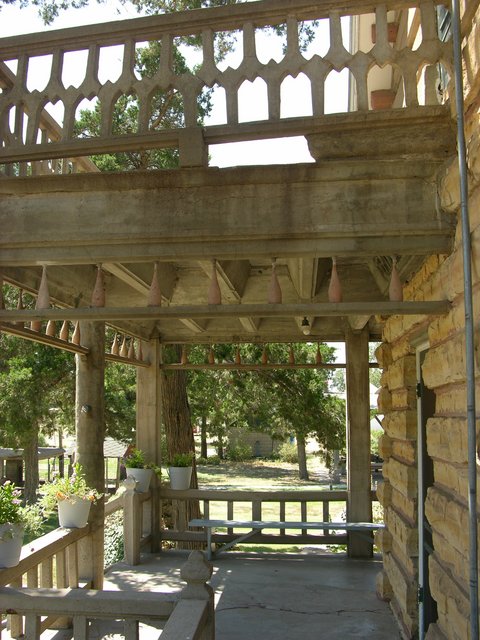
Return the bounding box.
[136,339,163,464]
[136,339,162,551]
[346,326,372,558]
[75,320,105,588]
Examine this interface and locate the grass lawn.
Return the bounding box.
[194,456,352,552]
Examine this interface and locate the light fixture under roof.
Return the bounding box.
[301,316,311,335]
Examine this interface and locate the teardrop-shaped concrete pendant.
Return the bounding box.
[389,257,403,302]
[267,259,282,304]
[148,262,162,306]
[91,265,106,307]
[328,257,342,303]
[208,260,222,305]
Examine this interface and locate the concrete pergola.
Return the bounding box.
[0,0,455,592]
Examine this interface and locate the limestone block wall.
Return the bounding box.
[375,5,480,637]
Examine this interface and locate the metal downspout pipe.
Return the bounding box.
[451,1,479,637]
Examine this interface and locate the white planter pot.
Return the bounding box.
[126,468,153,493]
[169,466,192,490]
[58,498,92,528]
[0,524,24,568]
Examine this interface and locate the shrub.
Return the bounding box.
[278,441,298,464]
[225,442,252,461]
[104,511,124,569]
[206,455,221,466]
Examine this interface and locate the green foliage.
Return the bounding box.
[123,447,146,468]
[371,429,383,456]
[277,441,298,464]
[169,451,194,467]
[40,463,102,512]
[0,482,44,538]
[225,441,252,462]
[74,41,212,171]
[104,353,137,444]
[104,511,125,568]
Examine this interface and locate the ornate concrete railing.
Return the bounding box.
[0,0,451,169]
[0,526,93,637]
[0,550,214,640]
[160,487,377,548]
[105,479,155,566]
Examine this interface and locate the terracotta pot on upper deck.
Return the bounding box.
[370,90,396,110]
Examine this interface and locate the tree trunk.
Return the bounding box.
[160,353,201,548]
[296,434,309,481]
[217,433,224,460]
[23,428,39,504]
[200,415,208,459]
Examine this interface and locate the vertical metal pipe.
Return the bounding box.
[451,1,479,637]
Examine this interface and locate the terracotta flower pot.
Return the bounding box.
[370,89,396,110]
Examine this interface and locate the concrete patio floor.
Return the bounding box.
[99,548,399,639]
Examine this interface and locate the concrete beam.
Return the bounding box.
[0,161,453,266]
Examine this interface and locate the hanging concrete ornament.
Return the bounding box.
[111,335,120,355]
[208,346,215,364]
[59,320,69,341]
[148,262,162,306]
[328,257,342,303]
[261,346,268,364]
[120,335,128,358]
[91,265,106,307]
[267,258,282,304]
[36,266,50,309]
[46,320,56,337]
[72,322,81,345]
[208,259,222,305]
[389,257,403,302]
[32,265,50,331]
[127,339,136,360]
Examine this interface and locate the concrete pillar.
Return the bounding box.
[136,339,163,465]
[136,338,162,551]
[345,327,372,558]
[75,320,105,588]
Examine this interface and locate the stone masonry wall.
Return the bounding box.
[375,4,480,638]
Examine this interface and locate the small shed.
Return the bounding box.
[67,437,129,492]
[0,447,65,484]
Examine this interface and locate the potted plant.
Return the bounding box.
[0,481,44,568]
[168,452,194,490]
[123,447,154,493]
[41,463,102,528]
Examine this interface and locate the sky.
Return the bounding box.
[0,0,349,167]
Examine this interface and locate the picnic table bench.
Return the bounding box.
[189,518,385,560]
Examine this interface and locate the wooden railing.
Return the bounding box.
[0,550,214,640]
[0,0,451,168]
[105,478,155,565]
[160,488,377,548]
[0,525,93,637]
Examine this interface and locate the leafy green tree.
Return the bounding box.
[185,343,346,480]
[0,289,75,502]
